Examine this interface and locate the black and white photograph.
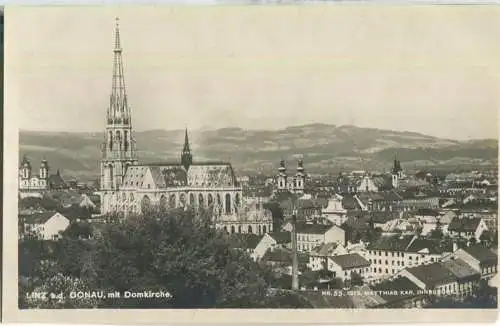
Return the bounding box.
[3,5,499,324]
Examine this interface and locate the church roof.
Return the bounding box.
[122,161,238,189]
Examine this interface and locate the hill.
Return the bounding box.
[19,124,498,180]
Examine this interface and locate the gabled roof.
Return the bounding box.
[369,234,415,251]
[406,238,452,255]
[20,211,61,224]
[296,223,335,235]
[448,217,482,232]
[267,232,291,244]
[442,259,480,280]
[310,242,339,257]
[405,262,457,288]
[261,248,308,264]
[370,277,421,303]
[462,245,498,265]
[330,253,370,270]
[228,233,262,250]
[48,173,67,188]
[369,211,400,224]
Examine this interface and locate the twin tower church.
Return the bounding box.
[97,18,295,235]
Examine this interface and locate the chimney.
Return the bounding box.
[291,210,299,291]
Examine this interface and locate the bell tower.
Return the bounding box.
[100,18,138,191]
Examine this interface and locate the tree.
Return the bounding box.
[89,209,273,308]
[20,273,101,309]
[263,201,284,231]
[350,272,363,286]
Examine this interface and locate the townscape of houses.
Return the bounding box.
[222,160,498,307]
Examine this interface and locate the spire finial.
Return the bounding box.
[114,17,121,52]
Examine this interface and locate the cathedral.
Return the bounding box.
[99,19,272,235]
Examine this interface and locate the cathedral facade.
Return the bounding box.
[19,156,67,193]
[99,19,272,235]
[275,159,306,195]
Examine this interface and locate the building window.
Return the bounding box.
[385,252,388,256]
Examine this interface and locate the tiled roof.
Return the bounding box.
[330,253,370,270]
[187,164,236,187]
[406,238,452,255]
[48,174,67,188]
[370,277,421,303]
[228,233,262,250]
[442,259,480,280]
[122,162,237,189]
[462,245,498,265]
[369,235,415,251]
[268,232,291,244]
[261,248,308,264]
[415,208,440,217]
[296,223,334,235]
[310,242,339,257]
[405,262,457,288]
[20,211,60,224]
[448,217,482,232]
[301,291,355,308]
[369,211,400,224]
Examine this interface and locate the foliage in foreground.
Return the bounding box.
[19,208,310,308]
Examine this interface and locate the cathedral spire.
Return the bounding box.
[108,17,130,125]
[183,128,191,153]
[181,128,193,171]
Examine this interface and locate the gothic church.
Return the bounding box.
[99,19,272,235]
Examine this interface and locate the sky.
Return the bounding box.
[5,6,500,140]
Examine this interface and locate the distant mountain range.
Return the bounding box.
[19,124,498,181]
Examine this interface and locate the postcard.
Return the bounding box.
[3,4,499,324]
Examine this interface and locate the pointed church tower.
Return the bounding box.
[100,18,138,191]
[277,160,287,191]
[295,158,305,194]
[181,128,193,170]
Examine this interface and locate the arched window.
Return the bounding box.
[263,225,267,234]
[231,226,235,234]
[208,193,214,206]
[189,193,195,205]
[160,195,168,211]
[235,193,240,206]
[217,194,222,206]
[141,195,151,215]
[225,194,231,214]
[248,225,253,234]
[238,226,242,233]
[180,193,186,206]
[258,225,262,235]
[198,194,204,207]
[109,131,113,151]
[169,194,176,208]
[129,193,134,201]
[223,226,228,233]
[108,164,114,189]
[124,130,129,151]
